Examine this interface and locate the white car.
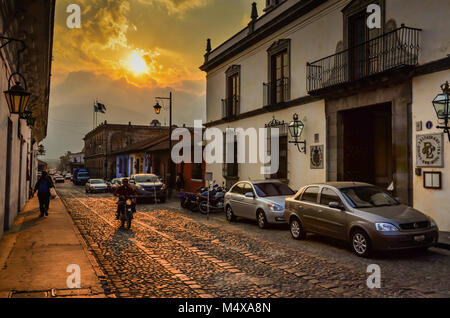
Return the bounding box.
[85,179,108,193]
[54,174,65,183]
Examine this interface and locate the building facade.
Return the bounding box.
[0,1,55,237]
[200,0,450,230]
[84,121,169,180]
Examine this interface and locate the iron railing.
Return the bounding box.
[263,77,290,106]
[221,95,240,119]
[307,25,421,93]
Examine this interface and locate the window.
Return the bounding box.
[224,65,240,118]
[301,186,319,203]
[254,182,294,197]
[191,163,203,180]
[242,183,254,196]
[231,183,244,194]
[320,188,342,206]
[266,122,288,180]
[266,39,290,105]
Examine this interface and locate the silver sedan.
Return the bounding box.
[224,181,295,229]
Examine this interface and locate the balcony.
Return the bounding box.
[263,77,290,106]
[307,25,421,94]
[221,95,240,119]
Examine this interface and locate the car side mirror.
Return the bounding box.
[245,192,255,198]
[329,201,344,210]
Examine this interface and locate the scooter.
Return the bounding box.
[180,186,207,212]
[117,195,136,230]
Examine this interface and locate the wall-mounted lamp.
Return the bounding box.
[1,35,31,118]
[288,113,306,153]
[433,81,450,141]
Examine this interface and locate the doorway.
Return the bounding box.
[340,103,393,189]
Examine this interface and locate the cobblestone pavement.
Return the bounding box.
[56,183,450,298]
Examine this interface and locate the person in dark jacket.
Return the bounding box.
[33,170,55,217]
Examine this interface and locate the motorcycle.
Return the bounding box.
[197,184,226,214]
[180,186,207,212]
[117,195,136,230]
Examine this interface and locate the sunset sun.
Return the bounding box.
[128,50,148,74]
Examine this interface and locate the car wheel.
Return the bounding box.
[290,218,306,240]
[226,205,235,222]
[257,210,268,229]
[351,229,371,257]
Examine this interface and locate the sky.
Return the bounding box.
[43,0,265,160]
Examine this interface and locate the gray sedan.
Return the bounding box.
[284,182,439,257]
[224,181,295,229]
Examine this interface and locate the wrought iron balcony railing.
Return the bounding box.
[307,25,421,93]
[221,95,240,119]
[263,77,290,106]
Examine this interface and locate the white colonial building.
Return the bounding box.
[200,0,450,230]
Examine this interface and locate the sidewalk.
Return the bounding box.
[0,194,106,298]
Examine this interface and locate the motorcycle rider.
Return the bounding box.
[113,178,137,220]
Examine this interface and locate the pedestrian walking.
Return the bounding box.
[33,170,55,217]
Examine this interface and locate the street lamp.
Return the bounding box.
[4,73,31,116]
[288,113,306,153]
[153,92,174,196]
[0,35,30,117]
[433,81,450,141]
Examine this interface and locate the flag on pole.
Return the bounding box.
[97,102,107,113]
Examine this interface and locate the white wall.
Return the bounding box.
[205,100,326,191]
[386,0,450,65]
[412,70,450,231]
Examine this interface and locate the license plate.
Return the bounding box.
[414,235,425,242]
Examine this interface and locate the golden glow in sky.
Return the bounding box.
[128,50,149,75]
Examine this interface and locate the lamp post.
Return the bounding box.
[433,81,450,141]
[153,92,174,197]
[288,113,306,153]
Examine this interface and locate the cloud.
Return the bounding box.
[137,0,209,15]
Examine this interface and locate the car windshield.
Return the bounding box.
[135,175,159,183]
[340,186,400,208]
[90,179,105,184]
[78,173,89,177]
[253,182,295,197]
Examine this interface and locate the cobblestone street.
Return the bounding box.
[57,183,450,298]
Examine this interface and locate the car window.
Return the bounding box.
[231,183,243,194]
[320,188,342,206]
[301,186,319,203]
[253,182,295,197]
[243,184,254,195]
[340,186,399,208]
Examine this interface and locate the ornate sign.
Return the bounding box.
[416,133,443,167]
[310,145,324,169]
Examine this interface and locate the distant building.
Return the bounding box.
[83,121,169,179]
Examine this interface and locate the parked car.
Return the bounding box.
[54,174,65,183]
[109,178,125,192]
[224,180,295,229]
[85,179,109,193]
[65,173,72,180]
[284,182,439,257]
[130,174,167,203]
